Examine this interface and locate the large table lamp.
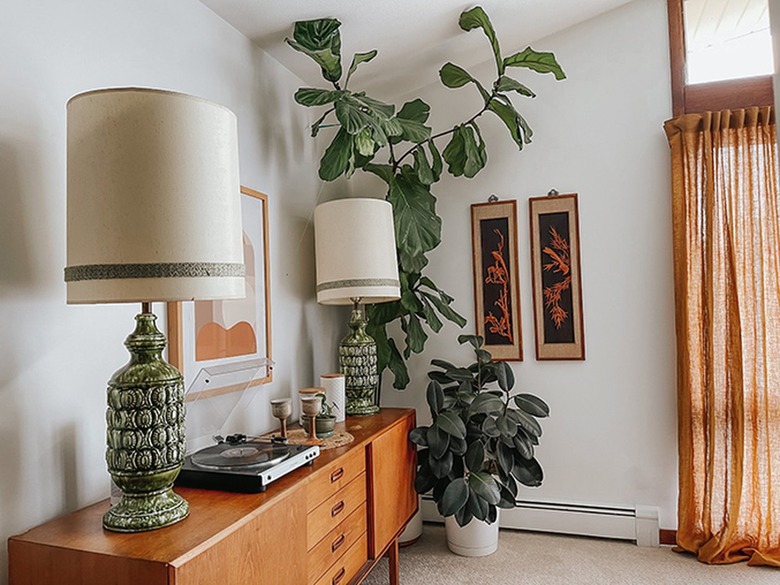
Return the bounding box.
[313,198,401,415]
[65,88,244,532]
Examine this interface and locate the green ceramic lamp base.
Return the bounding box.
[339,299,380,416]
[103,308,189,533]
[103,486,189,532]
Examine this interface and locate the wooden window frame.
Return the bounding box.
[667,0,774,116]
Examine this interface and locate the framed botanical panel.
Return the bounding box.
[529,192,585,360]
[470,199,523,361]
[167,186,272,396]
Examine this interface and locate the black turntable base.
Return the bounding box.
[175,437,320,493]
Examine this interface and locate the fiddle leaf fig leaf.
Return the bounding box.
[459,6,503,76]
[388,169,441,273]
[354,129,375,157]
[362,163,394,184]
[428,141,443,182]
[439,63,491,102]
[440,478,469,517]
[397,98,431,123]
[286,18,343,83]
[414,148,436,185]
[458,334,483,349]
[496,75,536,97]
[387,337,410,389]
[294,88,342,107]
[345,49,378,86]
[310,108,335,138]
[487,98,532,150]
[503,46,566,80]
[405,313,428,355]
[439,62,476,88]
[461,123,487,178]
[319,128,353,181]
[420,296,444,333]
[442,125,467,176]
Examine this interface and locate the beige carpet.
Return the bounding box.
[362,524,778,584]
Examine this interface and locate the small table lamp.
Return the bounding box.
[65,88,244,532]
[313,198,400,415]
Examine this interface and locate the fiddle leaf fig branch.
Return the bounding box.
[287,6,565,389]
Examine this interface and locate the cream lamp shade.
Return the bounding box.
[65,87,245,304]
[313,198,401,305]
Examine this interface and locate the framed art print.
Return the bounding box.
[167,186,272,396]
[529,192,585,360]
[470,199,523,361]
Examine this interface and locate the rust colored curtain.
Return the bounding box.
[664,107,780,566]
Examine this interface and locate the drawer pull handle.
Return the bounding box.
[331,533,346,552]
[332,567,346,585]
[330,468,344,483]
[331,500,345,517]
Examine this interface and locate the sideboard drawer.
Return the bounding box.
[312,533,368,585]
[306,447,365,513]
[308,503,367,584]
[307,473,366,550]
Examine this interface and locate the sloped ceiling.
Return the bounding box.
[200,0,637,98]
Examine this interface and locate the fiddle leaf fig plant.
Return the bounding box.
[410,335,550,526]
[288,6,565,390]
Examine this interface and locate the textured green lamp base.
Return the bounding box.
[103,310,189,532]
[103,482,189,532]
[339,301,380,416]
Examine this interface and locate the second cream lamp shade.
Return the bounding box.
[314,198,400,304]
[65,87,245,304]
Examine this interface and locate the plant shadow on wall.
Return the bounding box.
[410,335,550,527]
[288,7,565,390]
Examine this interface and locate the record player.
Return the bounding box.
[173,360,319,493]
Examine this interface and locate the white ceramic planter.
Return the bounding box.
[444,510,500,557]
[399,505,423,546]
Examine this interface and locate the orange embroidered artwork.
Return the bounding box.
[542,226,572,329]
[195,232,258,361]
[484,228,513,342]
[529,192,584,360]
[470,199,522,361]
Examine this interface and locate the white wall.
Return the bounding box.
[0,1,341,581]
[375,0,679,529]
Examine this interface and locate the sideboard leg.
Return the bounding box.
[386,537,400,585]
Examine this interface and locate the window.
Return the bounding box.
[668,0,775,115]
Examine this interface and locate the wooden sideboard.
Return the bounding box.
[8,408,417,585]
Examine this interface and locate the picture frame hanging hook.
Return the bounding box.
[488,193,499,203]
[547,189,560,197]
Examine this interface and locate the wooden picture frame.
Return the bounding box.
[470,199,523,361]
[529,193,585,360]
[167,186,272,396]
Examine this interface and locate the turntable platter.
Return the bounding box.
[191,443,291,471]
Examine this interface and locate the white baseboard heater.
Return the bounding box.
[420,496,660,547]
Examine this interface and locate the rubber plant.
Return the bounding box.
[409,335,550,526]
[288,7,565,390]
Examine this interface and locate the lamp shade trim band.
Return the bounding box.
[64,262,245,282]
[316,278,400,293]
